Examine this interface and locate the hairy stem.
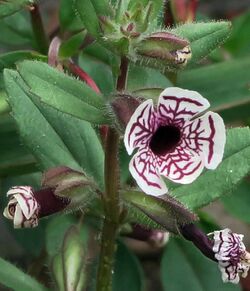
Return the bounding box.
[30,4,48,54]
[96,57,129,291]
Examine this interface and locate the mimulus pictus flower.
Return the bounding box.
[3,186,39,228]
[124,87,226,195]
[212,228,250,284]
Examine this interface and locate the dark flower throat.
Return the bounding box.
[149,125,181,156]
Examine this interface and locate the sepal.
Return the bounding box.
[42,166,98,210]
[122,190,197,234]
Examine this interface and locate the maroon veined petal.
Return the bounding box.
[157,87,210,126]
[182,111,226,170]
[157,146,204,184]
[7,186,38,220]
[129,148,168,196]
[124,99,157,155]
[212,229,250,284]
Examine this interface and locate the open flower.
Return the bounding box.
[212,228,250,283]
[124,87,225,195]
[3,186,39,228]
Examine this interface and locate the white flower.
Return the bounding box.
[124,87,226,196]
[212,228,250,284]
[3,186,39,228]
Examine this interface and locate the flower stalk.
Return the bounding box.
[96,57,129,291]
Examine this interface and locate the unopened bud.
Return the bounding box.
[51,226,86,290]
[3,186,69,228]
[42,166,97,209]
[136,31,191,66]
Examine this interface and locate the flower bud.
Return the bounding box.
[51,226,86,290]
[3,167,96,228]
[3,186,69,228]
[136,31,191,67]
[42,166,97,209]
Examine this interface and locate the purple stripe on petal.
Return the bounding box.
[124,99,156,155]
[207,115,215,163]
[129,149,167,196]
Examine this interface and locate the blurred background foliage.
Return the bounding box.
[0,0,250,290]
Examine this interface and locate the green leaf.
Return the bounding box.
[128,0,163,23]
[4,69,81,170]
[221,103,250,123]
[224,11,250,57]
[122,190,196,233]
[178,56,250,113]
[90,0,112,16]
[79,51,115,95]
[0,0,35,19]
[36,103,105,189]
[0,257,47,291]
[172,127,250,210]
[0,50,45,95]
[0,51,46,72]
[0,90,10,114]
[16,60,109,125]
[4,70,105,188]
[113,241,144,291]
[82,42,120,84]
[171,21,231,65]
[0,116,37,176]
[115,0,130,21]
[74,0,101,37]
[222,180,250,224]
[161,238,240,291]
[0,11,33,47]
[59,31,87,58]
[59,0,84,31]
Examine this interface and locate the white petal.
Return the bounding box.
[129,148,168,196]
[7,186,33,197]
[183,112,226,170]
[219,264,240,284]
[13,191,38,220]
[3,206,14,220]
[124,99,156,155]
[157,87,210,125]
[158,147,204,184]
[13,205,25,229]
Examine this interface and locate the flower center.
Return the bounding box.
[149,125,181,156]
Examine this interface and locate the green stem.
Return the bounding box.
[30,4,49,54]
[96,219,118,291]
[96,57,129,291]
[104,128,120,222]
